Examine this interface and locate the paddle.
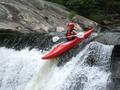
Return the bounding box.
[52,32,84,42]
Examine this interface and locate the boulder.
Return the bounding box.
[0,0,97,33]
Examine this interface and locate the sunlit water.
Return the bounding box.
[0,42,113,90]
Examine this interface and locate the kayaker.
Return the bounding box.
[66,21,78,41]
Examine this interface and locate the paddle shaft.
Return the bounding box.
[59,34,77,39]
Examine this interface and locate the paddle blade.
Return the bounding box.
[52,36,60,42]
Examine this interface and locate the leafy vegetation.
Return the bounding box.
[46,0,120,24]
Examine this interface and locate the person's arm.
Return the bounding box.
[73,30,78,35]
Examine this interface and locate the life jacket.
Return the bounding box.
[66,29,77,41]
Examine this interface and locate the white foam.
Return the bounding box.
[0,42,113,90]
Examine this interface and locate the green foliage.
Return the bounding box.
[46,0,98,16]
[66,0,96,7]
[67,11,77,20]
[47,0,97,7]
[46,0,120,23]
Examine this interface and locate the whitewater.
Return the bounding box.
[0,42,113,90]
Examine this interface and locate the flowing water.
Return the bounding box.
[0,42,113,90]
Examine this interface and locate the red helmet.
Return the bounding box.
[67,22,75,30]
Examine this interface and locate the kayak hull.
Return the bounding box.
[42,29,93,59]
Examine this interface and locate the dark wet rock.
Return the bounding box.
[101,20,113,25]
[108,26,120,32]
[110,45,120,90]
[95,32,120,45]
[0,31,54,50]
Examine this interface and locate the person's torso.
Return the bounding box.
[66,29,76,36]
[66,29,76,41]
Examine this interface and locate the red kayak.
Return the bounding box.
[42,28,93,59]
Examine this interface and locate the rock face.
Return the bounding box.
[0,0,96,33]
[0,0,67,33]
[111,45,120,90]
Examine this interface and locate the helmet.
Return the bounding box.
[67,22,75,30]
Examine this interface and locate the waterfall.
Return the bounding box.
[0,42,113,90]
